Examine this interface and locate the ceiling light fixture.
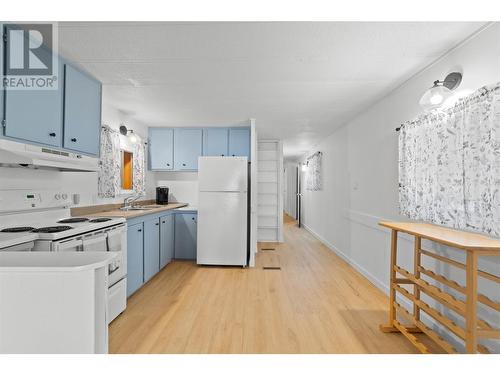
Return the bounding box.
[419,72,462,111]
[119,124,138,144]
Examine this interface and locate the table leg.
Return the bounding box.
[389,229,399,325]
[465,250,478,353]
[413,236,421,321]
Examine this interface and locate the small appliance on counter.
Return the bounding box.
[156,186,169,205]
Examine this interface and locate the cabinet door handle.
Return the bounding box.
[182,163,186,166]
[49,132,56,137]
[191,217,195,220]
[138,229,142,232]
[162,221,166,224]
[71,138,77,142]
[155,223,159,226]
[166,163,170,166]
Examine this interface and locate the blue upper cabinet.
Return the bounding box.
[174,128,202,170]
[228,128,251,159]
[3,26,64,147]
[149,128,174,170]
[147,126,250,170]
[63,64,101,156]
[1,25,102,155]
[203,128,228,156]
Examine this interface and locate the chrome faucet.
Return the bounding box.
[123,193,143,209]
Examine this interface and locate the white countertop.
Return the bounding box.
[0,233,38,250]
[0,251,116,272]
[175,205,198,211]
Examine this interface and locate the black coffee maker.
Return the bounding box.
[156,186,169,205]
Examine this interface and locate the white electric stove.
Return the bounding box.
[0,189,128,323]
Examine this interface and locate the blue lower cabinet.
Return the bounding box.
[160,213,175,269]
[174,212,198,260]
[143,218,160,282]
[126,210,197,297]
[127,223,144,297]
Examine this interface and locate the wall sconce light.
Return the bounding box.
[301,162,308,172]
[419,72,462,111]
[119,124,138,144]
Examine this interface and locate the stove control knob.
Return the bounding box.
[62,193,68,200]
[54,194,61,200]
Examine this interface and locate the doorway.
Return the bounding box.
[283,160,300,227]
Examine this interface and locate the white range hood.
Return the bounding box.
[0,138,99,172]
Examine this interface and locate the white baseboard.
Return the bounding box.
[302,223,389,295]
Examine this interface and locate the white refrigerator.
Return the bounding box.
[197,156,248,266]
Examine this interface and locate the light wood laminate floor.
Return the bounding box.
[109,214,422,353]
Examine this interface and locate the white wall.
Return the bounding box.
[300,23,500,352]
[283,160,298,218]
[0,101,155,206]
[155,172,198,206]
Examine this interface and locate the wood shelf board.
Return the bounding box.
[379,221,500,251]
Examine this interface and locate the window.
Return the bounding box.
[121,150,133,190]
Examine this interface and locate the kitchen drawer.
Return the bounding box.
[108,278,127,323]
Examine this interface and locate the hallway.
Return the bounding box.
[109,215,425,353]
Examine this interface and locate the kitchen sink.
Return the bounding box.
[119,204,165,211]
[135,204,164,209]
[119,206,154,211]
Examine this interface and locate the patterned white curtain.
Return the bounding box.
[306,152,322,191]
[399,83,500,237]
[98,125,121,198]
[133,140,146,196]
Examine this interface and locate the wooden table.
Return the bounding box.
[378,221,500,354]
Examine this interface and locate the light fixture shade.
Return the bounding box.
[128,131,138,144]
[419,83,453,111]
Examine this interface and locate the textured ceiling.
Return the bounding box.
[58,22,485,158]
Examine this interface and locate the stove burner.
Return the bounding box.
[1,226,36,233]
[58,217,89,224]
[89,218,112,223]
[32,226,73,233]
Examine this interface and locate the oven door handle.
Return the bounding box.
[106,227,124,252]
[55,238,83,252]
[109,263,120,275]
[82,234,108,252]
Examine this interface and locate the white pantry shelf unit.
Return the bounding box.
[257,140,283,242]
